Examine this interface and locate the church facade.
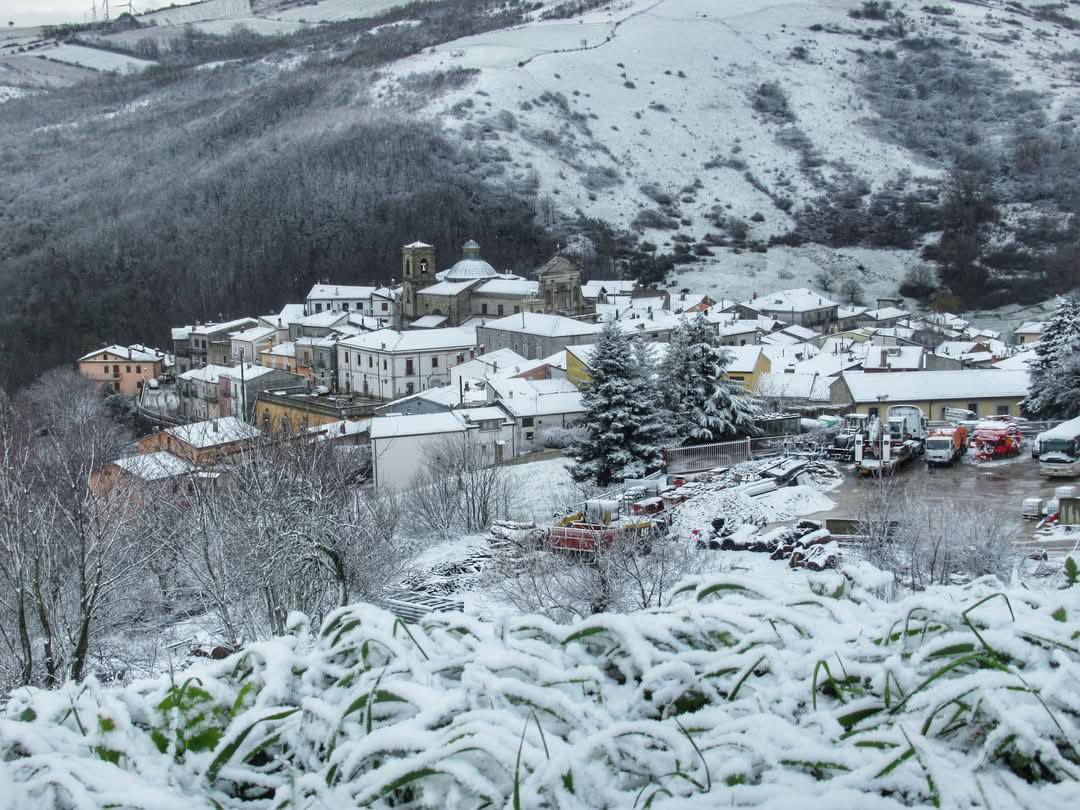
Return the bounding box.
[400,240,591,326]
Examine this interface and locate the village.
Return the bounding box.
[69,237,1079,614]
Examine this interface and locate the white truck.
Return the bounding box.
[887,405,927,447]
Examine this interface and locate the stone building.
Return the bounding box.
[400,239,591,326]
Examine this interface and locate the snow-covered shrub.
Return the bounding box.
[542,425,585,449]
[1,575,1076,808]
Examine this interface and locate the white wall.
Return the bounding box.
[372,430,465,489]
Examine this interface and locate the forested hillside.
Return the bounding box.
[0,1,561,390]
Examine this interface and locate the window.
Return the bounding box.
[456,353,464,364]
[126,365,131,373]
[342,302,350,311]
[497,304,504,316]
[113,366,120,378]
[996,405,1010,416]
[343,352,349,366]
[521,417,534,427]
[514,306,521,314]
[525,431,534,441]
[481,303,489,315]
[431,356,439,368]
[405,358,414,375]
[967,403,978,416]
[420,259,428,274]
[135,365,141,373]
[381,302,389,311]
[315,303,323,313]
[368,356,373,368]
[382,359,387,370]
[868,407,879,419]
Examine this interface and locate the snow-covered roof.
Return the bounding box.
[723,345,765,373]
[581,280,636,301]
[166,417,261,449]
[863,307,909,322]
[778,324,820,341]
[298,311,350,328]
[457,406,511,424]
[410,315,449,328]
[443,240,499,281]
[191,317,258,336]
[479,312,599,338]
[306,284,377,301]
[218,364,283,382]
[840,369,1029,403]
[744,288,837,313]
[757,372,834,402]
[179,364,232,384]
[308,419,372,441]
[760,331,802,347]
[403,240,433,249]
[476,278,539,296]
[111,451,195,481]
[490,378,585,418]
[863,346,925,371]
[475,347,529,370]
[340,327,477,353]
[837,305,867,319]
[171,326,193,341]
[418,279,478,297]
[79,344,162,363]
[370,412,467,440]
[381,383,487,412]
[713,317,779,337]
[993,351,1036,370]
[869,326,915,340]
[935,340,981,357]
[229,326,277,343]
[1014,321,1045,335]
[671,292,714,310]
[261,304,306,328]
[265,341,296,358]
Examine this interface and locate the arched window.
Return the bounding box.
[405,258,412,277]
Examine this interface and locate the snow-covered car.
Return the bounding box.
[146,378,160,390]
[314,385,330,395]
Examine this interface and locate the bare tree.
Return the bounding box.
[410,436,513,537]
[497,526,705,622]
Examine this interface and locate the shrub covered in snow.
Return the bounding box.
[1,574,1077,808]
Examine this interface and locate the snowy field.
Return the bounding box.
[39,43,156,73]
[265,0,412,23]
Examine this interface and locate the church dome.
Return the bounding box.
[444,239,498,280]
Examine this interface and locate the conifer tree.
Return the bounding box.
[1023,296,1080,417]
[663,316,760,444]
[569,323,664,486]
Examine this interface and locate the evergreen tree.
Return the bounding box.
[569,323,665,487]
[663,316,760,444]
[1022,296,1080,417]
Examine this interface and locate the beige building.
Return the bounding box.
[830,369,1030,420]
[78,345,164,395]
[400,240,590,326]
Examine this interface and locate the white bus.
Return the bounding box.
[1038,415,1080,478]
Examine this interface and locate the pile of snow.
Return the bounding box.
[2,574,1075,807]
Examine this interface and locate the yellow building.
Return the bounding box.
[78,345,164,395]
[831,369,1029,420]
[720,346,771,392]
[254,390,375,435]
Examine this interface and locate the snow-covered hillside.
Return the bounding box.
[369,0,1080,302]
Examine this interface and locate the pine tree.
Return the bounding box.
[569,323,665,487]
[663,316,760,444]
[1023,296,1080,417]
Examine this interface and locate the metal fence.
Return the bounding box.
[663,438,752,474]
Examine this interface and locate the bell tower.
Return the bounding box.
[401,241,435,320]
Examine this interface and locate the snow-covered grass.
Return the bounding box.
[266,0,410,23]
[2,572,1076,807]
[42,43,156,73]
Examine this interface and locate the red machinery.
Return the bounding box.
[970,424,1022,461]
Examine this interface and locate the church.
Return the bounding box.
[400,239,592,326]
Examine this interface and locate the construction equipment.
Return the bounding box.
[925,424,967,465]
[828,413,872,461]
[970,424,1022,461]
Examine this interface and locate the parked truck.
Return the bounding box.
[925,424,967,465]
[887,405,928,446]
